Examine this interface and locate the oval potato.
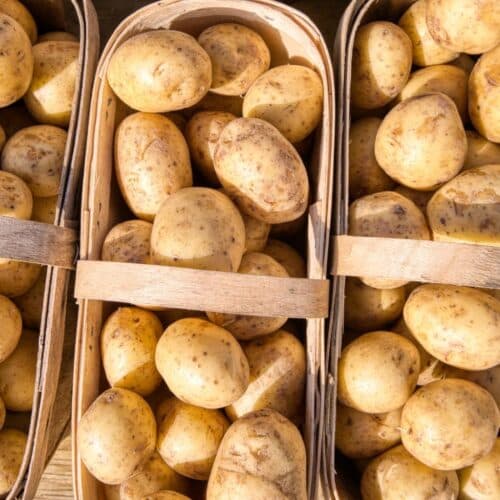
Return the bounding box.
[0,429,27,495]
[101,220,152,264]
[13,269,45,330]
[0,260,41,298]
[0,0,37,43]
[464,131,500,169]
[262,239,306,278]
[0,171,32,219]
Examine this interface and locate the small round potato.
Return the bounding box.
[214,118,309,224]
[469,46,500,143]
[404,285,500,370]
[155,318,249,409]
[0,13,33,108]
[0,295,21,363]
[78,388,157,485]
[351,22,412,110]
[0,329,37,411]
[115,113,192,221]
[156,397,229,480]
[375,94,467,190]
[13,269,45,330]
[0,260,41,297]
[401,379,499,470]
[206,252,289,340]
[101,220,152,264]
[426,0,500,54]
[185,111,236,185]
[262,239,306,278]
[427,164,500,245]
[31,196,57,223]
[101,307,163,396]
[243,65,323,143]
[338,331,420,413]
[394,185,433,214]
[398,0,458,66]
[361,445,459,500]
[37,31,78,43]
[464,131,500,169]
[0,429,27,495]
[107,30,212,113]
[0,0,37,43]
[1,125,67,197]
[0,171,32,219]
[151,188,245,272]
[198,23,270,96]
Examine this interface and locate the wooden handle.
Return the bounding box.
[332,235,500,289]
[75,260,330,318]
[0,217,77,269]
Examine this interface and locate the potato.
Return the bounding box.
[428,164,500,245]
[452,54,476,76]
[151,188,245,272]
[214,118,309,224]
[243,65,323,143]
[349,191,430,288]
[398,0,458,66]
[0,0,36,42]
[185,111,236,185]
[345,278,406,332]
[207,409,307,500]
[0,329,37,411]
[459,438,500,500]
[107,30,211,113]
[338,331,420,413]
[101,307,163,396]
[0,396,4,430]
[404,285,500,370]
[375,94,467,190]
[464,131,500,169]
[115,113,192,221]
[32,195,57,223]
[198,23,270,96]
[188,92,243,116]
[426,0,500,54]
[401,379,499,470]
[37,31,78,43]
[335,404,401,460]
[0,171,32,219]
[394,185,433,214]
[0,429,27,495]
[0,13,33,108]
[469,46,500,143]
[13,268,45,329]
[119,451,190,500]
[101,220,152,264]
[143,493,191,500]
[226,330,305,422]
[78,388,156,484]
[0,260,41,297]
[262,239,306,278]
[104,485,120,500]
[361,445,459,500]
[1,125,67,197]
[156,397,229,480]
[155,317,249,409]
[241,213,270,252]
[349,117,395,199]
[458,365,500,409]
[206,252,288,340]
[351,22,412,110]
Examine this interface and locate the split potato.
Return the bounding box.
[0,429,27,495]
[0,171,32,219]
[101,220,152,264]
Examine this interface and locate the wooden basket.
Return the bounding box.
[0,1,99,498]
[71,1,334,498]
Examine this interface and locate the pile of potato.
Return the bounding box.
[0,0,79,494]
[339,0,500,497]
[77,20,323,500]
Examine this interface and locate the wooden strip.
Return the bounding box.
[0,217,76,269]
[75,261,330,318]
[332,235,500,289]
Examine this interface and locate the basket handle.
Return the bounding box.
[74,260,330,318]
[331,235,500,289]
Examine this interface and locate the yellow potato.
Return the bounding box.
[1,125,67,197]
[394,185,433,214]
[338,331,420,413]
[0,13,33,108]
[458,365,500,409]
[155,317,249,409]
[207,409,307,500]
[351,22,412,110]
[426,0,500,54]
[32,196,57,223]
[0,260,41,297]
[0,0,36,43]
[262,239,306,278]
[0,329,37,411]
[107,30,211,113]
[143,493,191,500]
[427,164,500,245]
[398,0,458,66]
[464,131,500,169]
[0,171,32,219]
[78,388,156,485]
[13,268,46,330]
[0,396,4,430]
[37,31,78,43]
[101,220,152,264]
[156,397,229,480]
[214,118,309,224]
[0,429,27,495]
[226,330,305,422]
[452,54,476,76]
[375,94,467,190]
[206,252,288,340]
[198,23,270,96]
[401,379,499,470]
[243,65,323,143]
[241,213,270,252]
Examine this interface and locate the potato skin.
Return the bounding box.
[464,131,500,169]
[101,220,152,264]
[13,269,45,329]
[0,0,37,43]
[0,260,41,297]
[32,196,57,223]
[262,239,306,278]
[394,185,433,214]
[107,30,212,113]
[457,365,500,409]
[143,493,191,500]
[207,409,307,500]
[115,113,192,221]
[214,118,309,224]
[0,295,21,363]
[0,429,27,495]
[78,388,157,485]
[401,379,499,470]
[0,171,32,219]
